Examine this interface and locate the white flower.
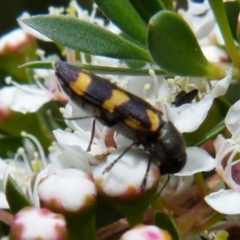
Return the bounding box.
[0,28,35,53]
[1,132,54,209]
[205,99,240,214]
[4,67,67,114]
[128,68,231,134]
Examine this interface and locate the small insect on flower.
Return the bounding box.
[172,89,199,107]
[54,62,187,189]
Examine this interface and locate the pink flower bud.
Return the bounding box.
[10,207,68,240]
[120,224,172,240]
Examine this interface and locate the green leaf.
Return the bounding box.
[0,135,22,158]
[5,175,33,214]
[0,112,53,151]
[94,0,147,45]
[21,61,168,76]
[184,97,229,146]
[0,36,38,85]
[148,11,225,78]
[224,1,240,41]
[193,120,225,146]
[154,211,180,240]
[128,0,164,24]
[21,15,152,62]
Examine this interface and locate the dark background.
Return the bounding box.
[0,0,93,36]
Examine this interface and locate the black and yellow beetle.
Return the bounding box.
[54,61,187,180]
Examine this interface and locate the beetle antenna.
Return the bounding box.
[155,174,170,199]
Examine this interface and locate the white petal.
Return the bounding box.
[188,0,210,15]
[64,102,93,131]
[195,17,215,40]
[205,189,240,214]
[93,148,159,196]
[211,69,231,98]
[57,147,92,174]
[176,147,215,176]
[53,129,88,147]
[127,76,155,99]
[115,134,133,148]
[183,1,215,39]
[53,129,104,155]
[0,86,15,109]
[202,45,228,63]
[172,94,214,133]
[225,100,240,135]
[32,166,51,207]
[10,85,52,113]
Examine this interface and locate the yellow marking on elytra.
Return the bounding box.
[124,117,149,131]
[124,110,160,132]
[69,72,92,96]
[146,109,160,131]
[102,89,130,112]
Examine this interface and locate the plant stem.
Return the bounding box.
[194,173,208,198]
[208,0,240,68]
[192,211,225,233]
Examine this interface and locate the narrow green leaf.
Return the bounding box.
[21,15,152,62]
[224,1,240,41]
[20,61,52,69]
[148,11,225,78]
[94,0,147,45]
[128,0,164,24]
[5,175,33,214]
[21,61,168,76]
[154,211,180,240]
[194,120,225,146]
[209,0,240,68]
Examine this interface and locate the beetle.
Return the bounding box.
[54,61,187,187]
[172,89,199,107]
